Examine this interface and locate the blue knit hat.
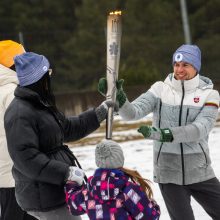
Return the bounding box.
[14,52,50,86]
[172,44,201,72]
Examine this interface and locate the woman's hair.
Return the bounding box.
[120,167,153,199]
[25,71,56,106]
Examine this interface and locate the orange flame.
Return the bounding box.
[109,11,122,15]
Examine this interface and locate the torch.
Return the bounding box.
[106,11,122,139]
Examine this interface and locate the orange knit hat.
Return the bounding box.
[0,40,25,67]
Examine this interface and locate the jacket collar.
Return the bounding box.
[166,73,200,92]
[14,86,51,107]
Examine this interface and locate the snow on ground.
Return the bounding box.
[70,125,220,220]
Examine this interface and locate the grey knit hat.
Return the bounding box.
[95,140,124,169]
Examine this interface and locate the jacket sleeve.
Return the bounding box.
[4,108,69,185]
[63,108,100,142]
[64,182,87,216]
[123,183,160,220]
[170,90,220,143]
[119,82,162,121]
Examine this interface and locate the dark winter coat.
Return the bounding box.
[65,169,160,220]
[4,86,100,211]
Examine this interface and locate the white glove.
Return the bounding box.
[67,166,85,185]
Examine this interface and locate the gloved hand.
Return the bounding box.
[98,77,127,108]
[138,125,173,142]
[95,100,118,123]
[67,166,85,186]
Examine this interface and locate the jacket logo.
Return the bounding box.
[194,97,200,103]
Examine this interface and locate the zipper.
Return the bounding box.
[199,143,208,166]
[156,100,163,165]
[179,81,185,185]
[158,100,162,128]
[186,108,189,124]
[156,143,164,165]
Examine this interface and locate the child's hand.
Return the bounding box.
[67,166,85,186]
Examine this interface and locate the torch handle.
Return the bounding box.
[106,107,114,139]
[106,68,117,139]
[106,13,122,139]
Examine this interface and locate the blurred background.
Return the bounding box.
[1,0,220,114]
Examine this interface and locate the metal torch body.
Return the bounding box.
[106,12,122,139]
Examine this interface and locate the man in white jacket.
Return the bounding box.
[98,44,220,220]
[0,40,36,220]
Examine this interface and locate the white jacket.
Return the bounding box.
[119,74,219,185]
[0,64,18,187]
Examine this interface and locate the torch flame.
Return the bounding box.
[109,11,122,15]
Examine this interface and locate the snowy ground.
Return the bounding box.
[70,119,220,220]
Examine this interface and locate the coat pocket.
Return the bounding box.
[185,107,201,124]
[199,143,208,167]
[183,143,210,171]
[154,150,182,170]
[156,143,163,165]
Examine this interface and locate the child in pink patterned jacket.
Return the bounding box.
[65,140,160,220]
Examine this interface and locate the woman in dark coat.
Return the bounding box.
[4,52,112,220]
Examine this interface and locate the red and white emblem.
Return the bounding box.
[194,97,200,103]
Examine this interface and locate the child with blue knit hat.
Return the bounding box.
[98,44,220,219]
[65,139,160,220]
